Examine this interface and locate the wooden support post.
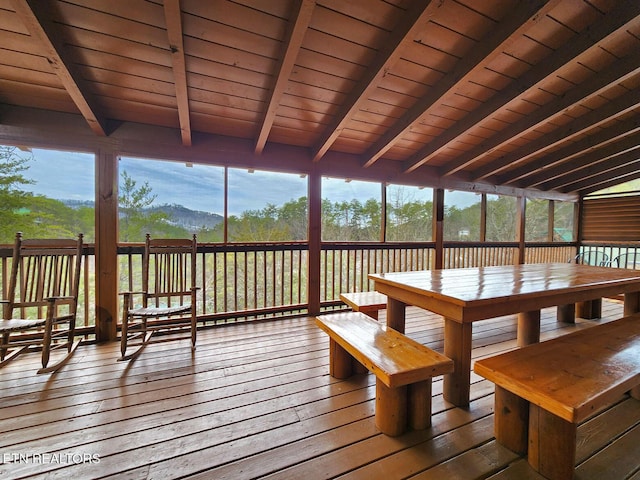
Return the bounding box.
[408,380,432,430]
[307,168,322,316]
[95,148,119,342]
[433,188,444,269]
[516,195,526,265]
[375,380,407,436]
[494,386,529,455]
[528,403,577,480]
[517,310,540,346]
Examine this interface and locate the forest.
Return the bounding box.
[0,145,572,245]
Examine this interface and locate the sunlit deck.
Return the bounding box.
[2,299,639,480]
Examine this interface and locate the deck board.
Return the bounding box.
[1,299,638,479]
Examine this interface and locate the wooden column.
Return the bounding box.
[307,167,322,316]
[95,148,119,341]
[516,195,526,265]
[480,193,487,242]
[433,188,444,269]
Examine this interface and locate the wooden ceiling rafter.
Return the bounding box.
[163,0,191,146]
[432,1,640,179]
[491,91,640,185]
[361,0,555,170]
[311,0,436,163]
[254,0,315,155]
[10,0,108,137]
[532,130,640,190]
[467,53,640,183]
[564,156,640,195]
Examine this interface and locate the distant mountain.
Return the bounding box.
[62,200,223,230]
[147,204,223,230]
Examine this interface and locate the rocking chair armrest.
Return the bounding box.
[119,291,147,296]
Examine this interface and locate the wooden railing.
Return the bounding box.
[8,241,636,333]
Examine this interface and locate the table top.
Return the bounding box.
[369,263,640,321]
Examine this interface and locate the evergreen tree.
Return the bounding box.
[0,146,35,243]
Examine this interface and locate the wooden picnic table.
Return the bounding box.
[369,263,640,406]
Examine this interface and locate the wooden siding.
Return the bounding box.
[582,194,640,242]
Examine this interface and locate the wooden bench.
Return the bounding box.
[474,314,640,480]
[315,311,454,436]
[339,291,387,320]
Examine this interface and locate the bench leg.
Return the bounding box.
[361,307,379,320]
[375,379,407,436]
[517,310,541,346]
[528,403,577,480]
[557,304,575,323]
[408,380,432,430]
[329,338,353,379]
[576,298,602,319]
[494,386,529,455]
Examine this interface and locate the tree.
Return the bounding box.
[0,146,36,243]
[118,170,171,241]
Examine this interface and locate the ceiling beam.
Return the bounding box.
[482,91,640,185]
[430,1,640,178]
[255,0,315,155]
[362,0,553,169]
[10,0,108,137]
[164,0,192,146]
[311,0,436,163]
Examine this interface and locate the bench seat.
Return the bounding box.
[339,291,387,320]
[474,313,640,480]
[315,311,453,436]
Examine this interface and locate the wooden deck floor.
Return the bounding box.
[1,299,640,479]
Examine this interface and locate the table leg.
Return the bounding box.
[576,298,602,319]
[443,318,472,407]
[557,304,575,323]
[517,310,541,347]
[386,297,406,333]
[624,291,640,316]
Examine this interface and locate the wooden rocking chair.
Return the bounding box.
[119,234,199,361]
[0,233,84,374]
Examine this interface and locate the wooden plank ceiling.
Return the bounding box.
[0,0,639,198]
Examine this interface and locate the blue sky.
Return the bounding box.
[20,147,478,215]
